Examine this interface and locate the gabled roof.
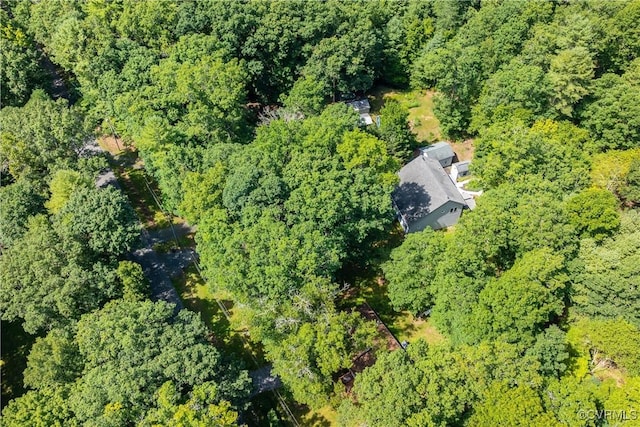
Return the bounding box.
[392,156,466,224]
[346,99,370,112]
[420,141,455,162]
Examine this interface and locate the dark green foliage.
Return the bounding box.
[525,326,570,378]
[382,228,447,314]
[55,185,139,257]
[571,211,640,327]
[0,10,46,107]
[0,215,120,333]
[0,178,45,249]
[566,188,620,241]
[69,300,250,424]
[0,90,89,185]
[377,99,416,162]
[620,159,640,205]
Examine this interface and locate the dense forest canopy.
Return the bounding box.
[1,0,639,425]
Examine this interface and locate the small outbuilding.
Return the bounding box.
[450,160,470,182]
[420,142,456,167]
[346,99,373,126]
[392,156,467,233]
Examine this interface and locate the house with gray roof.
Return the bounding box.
[392,156,467,233]
[420,141,456,167]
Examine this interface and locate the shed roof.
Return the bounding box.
[346,99,370,112]
[453,161,470,173]
[420,141,455,162]
[392,156,466,225]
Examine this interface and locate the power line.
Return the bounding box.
[131,152,300,427]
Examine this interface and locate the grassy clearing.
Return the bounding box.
[342,274,444,346]
[1,321,37,408]
[172,263,266,368]
[369,86,442,143]
[292,403,337,427]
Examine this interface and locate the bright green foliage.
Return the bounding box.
[0,178,45,249]
[45,169,90,214]
[377,99,416,162]
[70,300,250,424]
[382,228,447,314]
[140,51,248,143]
[544,377,599,427]
[468,382,560,427]
[473,119,591,192]
[590,149,640,197]
[281,75,326,116]
[548,47,594,117]
[0,215,120,333]
[472,248,569,345]
[0,91,88,185]
[337,129,398,183]
[23,328,82,390]
[571,210,640,327]
[568,317,640,376]
[140,381,238,427]
[1,386,78,427]
[55,185,139,257]
[116,261,149,301]
[566,188,620,241]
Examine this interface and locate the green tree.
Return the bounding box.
[1,386,78,427]
[620,158,640,206]
[116,261,149,301]
[139,381,238,427]
[55,185,139,257]
[566,188,620,241]
[0,90,88,185]
[377,99,416,162]
[570,210,640,327]
[568,317,640,376]
[69,300,250,424]
[0,178,45,249]
[382,227,448,314]
[0,10,46,107]
[473,119,591,192]
[581,60,640,151]
[23,327,82,390]
[548,47,595,117]
[470,59,551,132]
[468,382,560,427]
[45,169,90,214]
[281,75,326,116]
[0,215,120,333]
[472,248,569,345]
[341,350,424,427]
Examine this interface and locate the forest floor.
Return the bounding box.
[0,321,35,409]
